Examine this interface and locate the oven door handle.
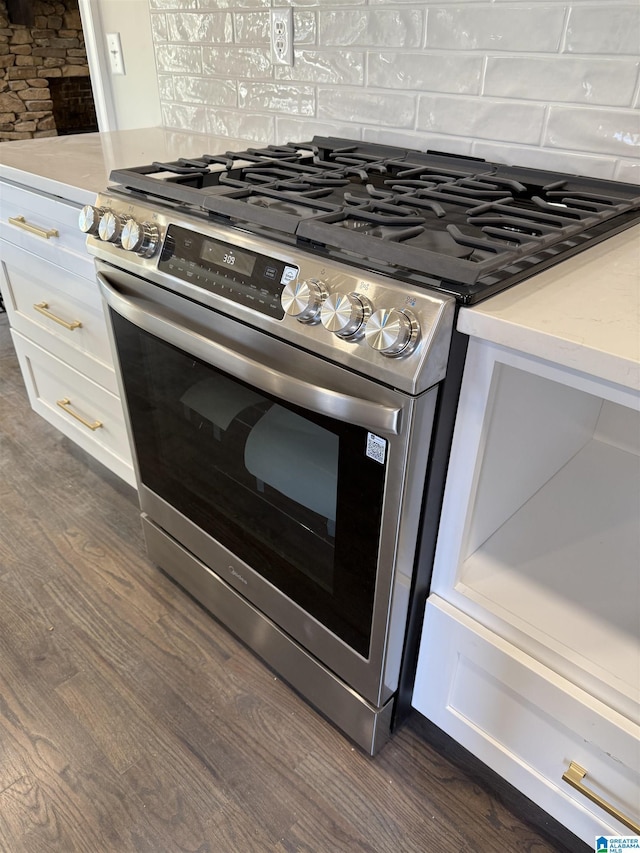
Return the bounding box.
[97,272,402,435]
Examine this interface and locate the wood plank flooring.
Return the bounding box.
[0,313,589,853]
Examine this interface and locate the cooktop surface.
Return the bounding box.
[108,136,640,303]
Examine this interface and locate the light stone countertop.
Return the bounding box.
[0,127,251,206]
[1,127,638,392]
[458,225,640,392]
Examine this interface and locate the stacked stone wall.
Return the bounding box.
[0,0,91,141]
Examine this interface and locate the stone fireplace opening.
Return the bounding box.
[48,75,97,135]
[0,0,98,142]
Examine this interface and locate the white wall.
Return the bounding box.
[82,0,161,131]
[148,0,639,182]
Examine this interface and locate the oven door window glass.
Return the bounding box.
[112,313,387,657]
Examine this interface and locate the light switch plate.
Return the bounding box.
[106,32,125,75]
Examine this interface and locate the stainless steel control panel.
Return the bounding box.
[83,193,456,395]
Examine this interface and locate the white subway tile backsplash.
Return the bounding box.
[206,108,275,143]
[161,103,208,133]
[565,5,640,56]
[293,11,317,45]
[426,5,565,52]
[362,127,475,155]
[472,140,618,180]
[155,44,202,74]
[174,77,236,107]
[274,118,361,145]
[199,0,268,7]
[150,0,196,9]
[368,52,482,94]
[157,74,175,102]
[319,10,423,47]
[545,106,640,157]
[485,57,640,106]
[370,0,482,3]
[150,13,168,43]
[417,94,545,144]
[166,13,232,44]
[275,51,363,85]
[614,159,640,185]
[203,47,272,80]
[273,0,364,5]
[150,0,638,178]
[238,83,315,116]
[318,88,416,128]
[234,12,270,45]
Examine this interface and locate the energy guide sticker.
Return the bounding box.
[366,433,387,465]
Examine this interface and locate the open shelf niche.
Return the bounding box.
[456,362,639,722]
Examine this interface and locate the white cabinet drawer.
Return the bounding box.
[11,330,135,488]
[413,596,640,844]
[0,240,118,394]
[0,181,91,278]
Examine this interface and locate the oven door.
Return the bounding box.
[97,262,439,709]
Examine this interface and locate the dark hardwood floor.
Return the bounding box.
[0,313,589,853]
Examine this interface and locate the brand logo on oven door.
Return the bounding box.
[229,566,248,585]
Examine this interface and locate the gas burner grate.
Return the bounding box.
[201,185,345,235]
[108,135,640,302]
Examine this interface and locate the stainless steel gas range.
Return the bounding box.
[82,137,640,753]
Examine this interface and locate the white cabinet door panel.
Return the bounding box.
[414,597,640,844]
[11,330,135,488]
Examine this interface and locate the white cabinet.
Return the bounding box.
[0,179,135,487]
[413,337,640,844]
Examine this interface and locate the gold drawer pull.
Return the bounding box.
[9,214,59,240]
[56,398,103,431]
[34,301,82,331]
[562,761,640,834]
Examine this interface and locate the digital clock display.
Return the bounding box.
[159,225,298,321]
[201,240,256,277]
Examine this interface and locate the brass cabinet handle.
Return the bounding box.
[56,398,103,431]
[8,214,59,240]
[562,761,640,834]
[33,301,82,331]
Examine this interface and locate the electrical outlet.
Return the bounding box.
[270,8,293,66]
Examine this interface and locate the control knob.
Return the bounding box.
[281,278,327,323]
[320,291,371,338]
[365,308,420,356]
[97,210,125,244]
[121,218,160,257]
[78,204,105,235]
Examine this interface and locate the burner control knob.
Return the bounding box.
[281,278,327,323]
[78,205,105,235]
[98,210,124,244]
[365,308,420,357]
[321,292,371,339]
[121,218,160,258]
